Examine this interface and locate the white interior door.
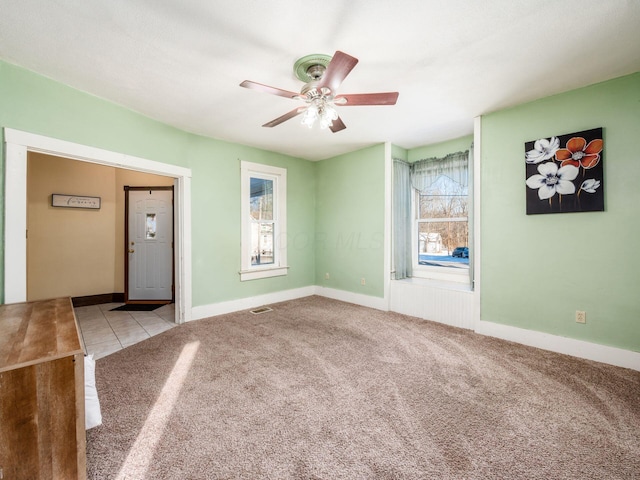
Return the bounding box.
[127,188,173,302]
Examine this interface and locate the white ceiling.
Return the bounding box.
[1,0,639,161]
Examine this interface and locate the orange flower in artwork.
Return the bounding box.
[555,137,603,169]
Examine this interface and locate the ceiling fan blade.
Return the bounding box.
[262,106,307,128]
[330,116,346,133]
[240,80,300,99]
[334,92,399,106]
[319,51,359,93]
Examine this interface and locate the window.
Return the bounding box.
[411,151,470,283]
[240,161,287,281]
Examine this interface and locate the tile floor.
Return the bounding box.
[74,303,176,359]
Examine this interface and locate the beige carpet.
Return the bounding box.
[87,296,640,479]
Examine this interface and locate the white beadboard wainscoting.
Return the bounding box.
[389,279,475,330]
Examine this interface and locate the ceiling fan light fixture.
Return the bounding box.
[301,104,319,128]
[318,104,338,129]
[301,98,338,129]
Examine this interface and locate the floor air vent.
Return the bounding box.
[250,306,273,315]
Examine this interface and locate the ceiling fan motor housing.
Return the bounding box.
[293,54,332,82]
[305,64,325,81]
[301,82,333,101]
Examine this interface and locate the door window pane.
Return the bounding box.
[145,213,157,239]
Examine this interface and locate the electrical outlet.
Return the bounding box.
[361,278,366,286]
[575,310,586,324]
[325,272,330,280]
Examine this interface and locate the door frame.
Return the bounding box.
[124,186,175,304]
[3,128,192,324]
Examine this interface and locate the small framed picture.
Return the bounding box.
[51,194,101,209]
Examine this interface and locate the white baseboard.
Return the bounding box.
[476,320,640,371]
[314,286,388,311]
[191,286,316,320]
[189,285,638,372]
[191,285,388,321]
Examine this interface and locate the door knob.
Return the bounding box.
[129,249,135,253]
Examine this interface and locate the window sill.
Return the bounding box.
[239,266,289,282]
[412,264,469,283]
[393,276,472,292]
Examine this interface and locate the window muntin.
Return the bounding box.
[240,162,287,281]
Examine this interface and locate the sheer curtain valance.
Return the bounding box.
[410,151,469,194]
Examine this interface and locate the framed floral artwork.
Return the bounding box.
[525,127,604,215]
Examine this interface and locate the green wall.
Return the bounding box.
[315,144,386,297]
[408,135,473,162]
[0,60,316,307]
[481,72,640,352]
[187,137,317,306]
[3,58,638,353]
[391,144,408,161]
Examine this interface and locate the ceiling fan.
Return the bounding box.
[240,51,399,133]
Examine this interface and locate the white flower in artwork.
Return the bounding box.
[580,179,601,193]
[526,162,579,200]
[525,137,560,164]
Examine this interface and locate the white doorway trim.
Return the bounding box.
[3,128,193,323]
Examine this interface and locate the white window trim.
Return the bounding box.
[240,161,288,281]
[411,188,470,284]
